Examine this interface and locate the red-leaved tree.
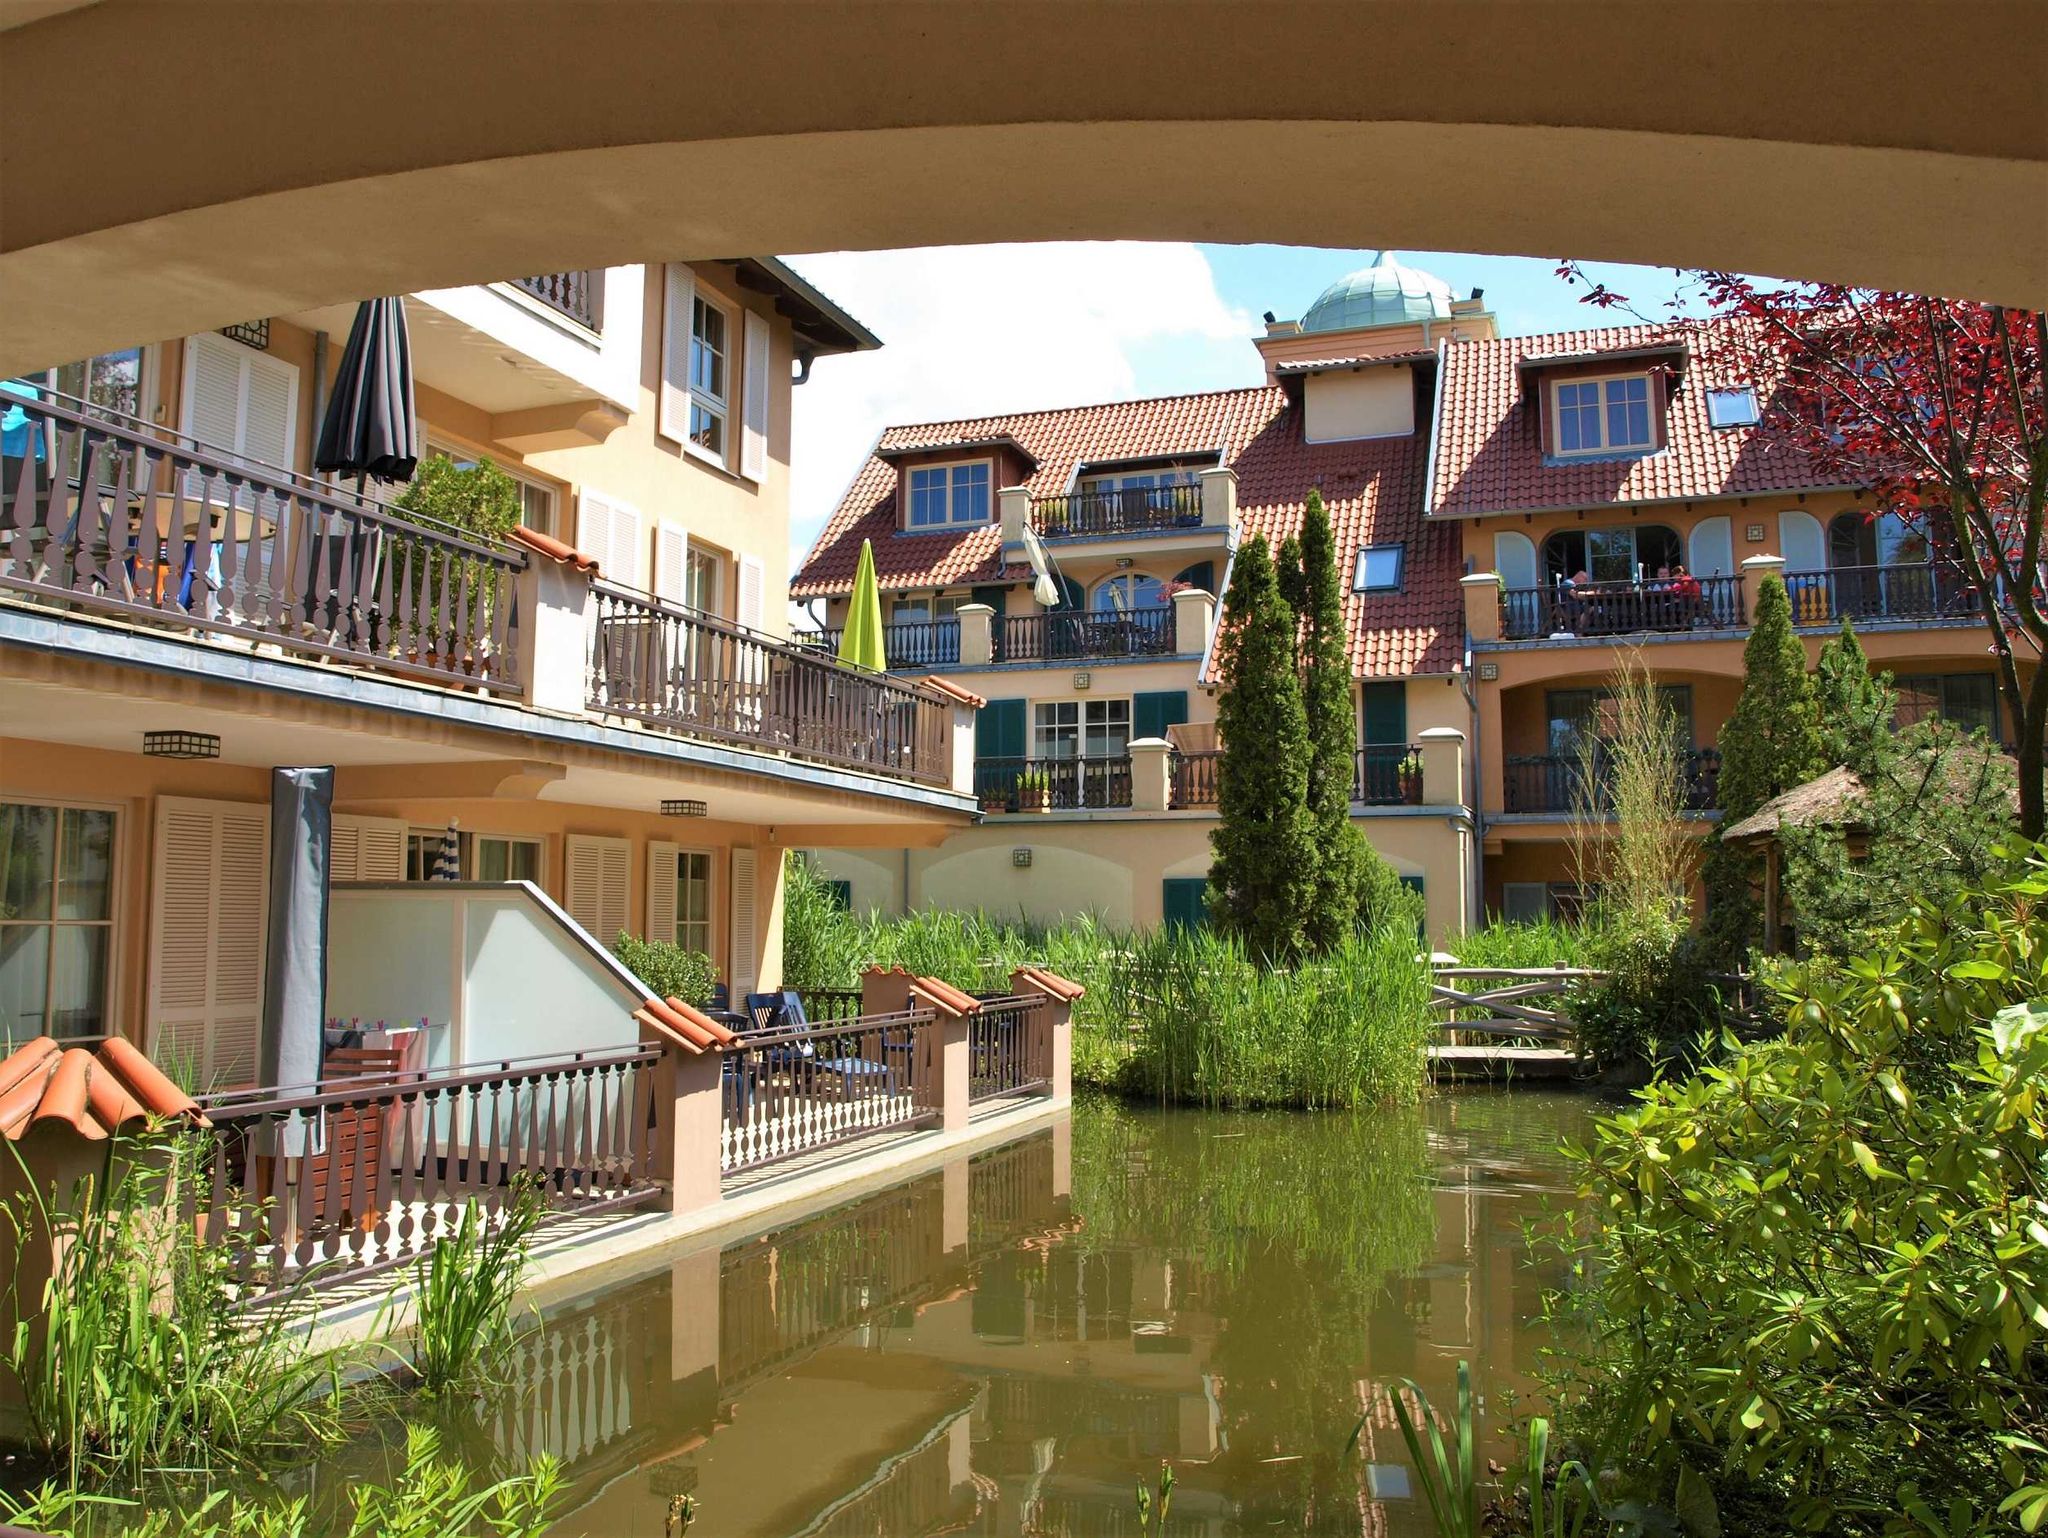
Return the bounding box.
[1561,266,2046,836]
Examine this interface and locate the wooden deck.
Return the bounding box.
[1428,964,1591,1081]
[1428,1043,1579,1080]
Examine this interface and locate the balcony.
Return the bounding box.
[511,270,605,333]
[794,619,960,669]
[1782,562,1982,626]
[1502,748,1722,815]
[975,755,1132,811]
[1500,575,1746,641]
[998,605,1177,662]
[1030,484,1203,540]
[1164,744,1426,809]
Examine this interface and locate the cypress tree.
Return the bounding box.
[1702,574,1825,961]
[1274,532,1309,619]
[1209,535,1318,960]
[1812,615,1895,776]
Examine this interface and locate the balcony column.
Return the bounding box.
[956,602,995,667]
[1460,571,1502,645]
[1007,967,1079,1103]
[513,554,598,714]
[1171,587,1216,655]
[998,486,1031,551]
[1198,467,1238,532]
[1129,737,1174,812]
[1418,726,1467,809]
[647,1038,724,1217]
[1741,552,1786,621]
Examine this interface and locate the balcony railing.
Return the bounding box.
[968,993,1051,1102]
[1782,562,1982,626]
[1001,605,1177,662]
[793,619,961,669]
[589,583,954,785]
[0,389,524,693]
[1499,575,1745,641]
[1503,747,1723,814]
[1354,743,1426,805]
[975,755,1133,811]
[1169,748,1222,807]
[1029,483,1203,539]
[512,270,604,332]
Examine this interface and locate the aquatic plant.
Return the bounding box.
[1133,1460,1175,1532]
[1372,1361,1482,1538]
[410,1179,547,1395]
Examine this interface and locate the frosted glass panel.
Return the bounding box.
[464,896,640,1065]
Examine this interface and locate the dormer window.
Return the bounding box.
[1554,375,1653,456]
[906,461,992,528]
[1706,386,1760,428]
[1353,544,1404,592]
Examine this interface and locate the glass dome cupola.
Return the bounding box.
[1300,252,1455,333]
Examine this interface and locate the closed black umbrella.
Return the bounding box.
[315,296,418,488]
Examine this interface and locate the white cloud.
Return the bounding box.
[785,243,1262,575]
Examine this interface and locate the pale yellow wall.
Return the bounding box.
[1303,366,1416,443]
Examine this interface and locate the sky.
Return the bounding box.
[783,243,1712,570]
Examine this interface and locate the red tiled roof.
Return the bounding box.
[920,675,986,709]
[0,1035,207,1141]
[910,975,980,1018]
[635,996,738,1054]
[794,383,1460,678]
[1010,966,1086,1003]
[509,525,602,573]
[1427,320,1837,518]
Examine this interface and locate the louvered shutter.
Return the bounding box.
[565,834,631,945]
[330,814,408,882]
[179,334,300,506]
[659,264,696,445]
[646,842,679,947]
[737,556,765,631]
[728,847,758,996]
[1133,691,1189,741]
[653,524,689,604]
[741,310,771,482]
[149,797,269,1089]
[579,490,642,589]
[1361,682,1408,745]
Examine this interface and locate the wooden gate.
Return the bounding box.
[1428,965,1596,1078]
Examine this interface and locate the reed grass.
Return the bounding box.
[409,1179,547,1395]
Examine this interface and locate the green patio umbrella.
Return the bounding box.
[838,538,887,673]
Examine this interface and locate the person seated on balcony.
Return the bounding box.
[1670,563,1702,624]
[1557,569,1593,634]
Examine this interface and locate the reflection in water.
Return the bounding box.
[320,1090,1597,1536]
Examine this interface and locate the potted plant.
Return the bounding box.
[981,786,1012,814]
[1397,751,1424,802]
[1015,768,1053,812]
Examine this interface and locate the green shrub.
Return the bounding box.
[782,852,866,991]
[1547,845,2048,1535]
[610,932,717,1007]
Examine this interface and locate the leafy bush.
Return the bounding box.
[610,931,717,1008]
[1548,846,2048,1535]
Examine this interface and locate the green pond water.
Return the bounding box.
[317,1088,1600,1535]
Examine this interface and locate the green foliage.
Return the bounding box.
[1375,1361,1482,1538]
[1550,848,2048,1536]
[1210,535,1318,960]
[409,1181,546,1396]
[1446,919,1595,970]
[610,931,717,1008]
[393,454,521,543]
[389,454,523,651]
[1133,1461,1175,1533]
[781,852,867,993]
[1812,617,1895,775]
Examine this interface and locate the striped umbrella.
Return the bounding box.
[430,819,461,881]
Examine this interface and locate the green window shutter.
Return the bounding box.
[1361,682,1408,745]
[1133,690,1190,742]
[976,698,1027,760]
[1162,877,1209,932]
[971,584,1009,616]
[1399,874,1427,940]
[1172,560,1216,594]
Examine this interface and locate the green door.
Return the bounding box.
[1360,681,1407,744]
[975,698,1028,804]
[1133,690,1189,742]
[1162,877,1209,931]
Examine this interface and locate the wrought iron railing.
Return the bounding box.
[191,1046,662,1301]
[791,619,960,669]
[1355,743,1426,805]
[720,1008,937,1172]
[1029,483,1203,539]
[974,755,1133,811]
[512,270,604,332]
[589,582,954,786]
[1781,561,1981,625]
[968,994,1050,1103]
[795,988,867,1027]
[1498,574,1746,640]
[1169,748,1221,807]
[1000,605,1177,662]
[0,390,525,693]
[1502,747,1722,814]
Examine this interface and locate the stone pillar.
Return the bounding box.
[1741,552,1786,622]
[1417,726,1466,809]
[998,486,1031,551]
[941,1154,970,1256]
[934,1009,971,1133]
[859,966,916,1018]
[1460,571,1502,645]
[949,699,979,798]
[514,555,598,714]
[1198,466,1237,532]
[1129,737,1173,811]
[1009,967,1075,1102]
[955,602,995,667]
[650,1043,724,1217]
[1171,586,1215,655]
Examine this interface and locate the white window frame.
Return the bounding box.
[1551,372,1654,457]
[421,436,561,539]
[685,543,725,616]
[1076,464,1203,494]
[1352,544,1404,593]
[687,290,733,469]
[473,834,544,885]
[905,458,994,529]
[0,798,121,1047]
[1705,386,1760,429]
[1032,698,1131,759]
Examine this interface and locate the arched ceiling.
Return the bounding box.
[1,0,2041,373]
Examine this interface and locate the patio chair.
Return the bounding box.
[744,990,899,1096]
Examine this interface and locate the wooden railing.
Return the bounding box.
[720,1008,937,1173]
[512,270,604,332]
[1029,483,1203,539]
[0,390,525,693]
[1355,743,1425,805]
[191,1046,662,1302]
[974,755,1133,811]
[1169,748,1221,807]
[1000,605,1177,662]
[1782,561,1981,625]
[968,994,1050,1103]
[1502,747,1722,814]
[589,582,954,786]
[1499,574,1745,640]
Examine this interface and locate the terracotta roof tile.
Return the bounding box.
[509,525,602,574]
[0,1036,206,1141]
[919,675,986,709]
[909,976,980,1018]
[1427,319,1837,518]
[1010,965,1086,1003]
[635,996,738,1054]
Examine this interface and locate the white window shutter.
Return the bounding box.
[653,524,689,603]
[565,834,631,946]
[659,264,696,445]
[646,842,680,948]
[579,490,643,589]
[738,555,765,631]
[149,797,269,1089]
[182,335,242,458]
[741,309,771,483]
[240,351,298,473]
[729,847,758,996]
[331,814,408,883]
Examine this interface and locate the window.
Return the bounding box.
[48,348,148,420]
[1894,673,1998,737]
[1032,699,1131,759]
[1353,545,1404,592]
[1092,574,1166,613]
[906,461,992,528]
[892,593,962,624]
[0,803,115,1046]
[1553,374,1653,455]
[1546,685,1693,757]
[422,439,559,538]
[1078,466,1201,495]
[688,295,730,459]
[675,850,713,955]
[685,547,722,614]
[1542,525,1683,585]
[180,332,298,503]
[1706,386,1759,428]
[403,831,540,883]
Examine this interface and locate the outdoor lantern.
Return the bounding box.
[661,799,708,818]
[142,730,221,760]
[1012,848,1033,868]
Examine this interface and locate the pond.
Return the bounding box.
[315,1088,1600,1535]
